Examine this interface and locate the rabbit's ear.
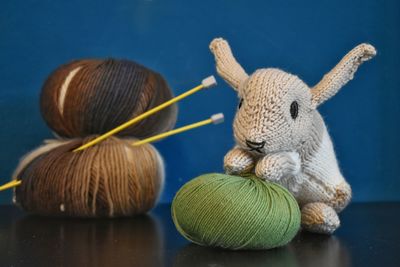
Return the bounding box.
[311,43,376,108]
[210,38,249,91]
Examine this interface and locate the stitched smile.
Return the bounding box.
[245,140,265,153]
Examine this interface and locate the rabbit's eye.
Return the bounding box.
[238,98,243,109]
[290,101,299,119]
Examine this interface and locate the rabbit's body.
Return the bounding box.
[210,38,375,234]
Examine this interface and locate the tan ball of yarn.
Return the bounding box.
[40,58,177,138]
[12,136,164,217]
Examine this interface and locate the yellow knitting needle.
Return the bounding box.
[132,113,224,146]
[0,113,224,192]
[0,180,21,192]
[73,76,217,152]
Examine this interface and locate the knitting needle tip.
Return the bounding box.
[202,75,217,88]
[132,112,224,146]
[211,113,224,124]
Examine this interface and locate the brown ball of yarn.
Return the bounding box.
[40,59,177,138]
[12,136,164,217]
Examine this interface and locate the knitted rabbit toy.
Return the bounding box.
[210,38,376,234]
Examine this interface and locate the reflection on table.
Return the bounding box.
[7,214,163,266]
[173,231,351,267]
[0,203,399,267]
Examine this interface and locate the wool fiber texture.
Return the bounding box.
[13,136,164,217]
[40,58,177,138]
[172,173,301,250]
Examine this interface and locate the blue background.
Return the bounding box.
[0,0,398,204]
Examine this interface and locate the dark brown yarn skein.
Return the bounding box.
[40,59,177,138]
[13,136,164,217]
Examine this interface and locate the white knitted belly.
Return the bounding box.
[283,130,346,204]
[304,130,344,185]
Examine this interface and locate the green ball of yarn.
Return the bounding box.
[171,173,301,250]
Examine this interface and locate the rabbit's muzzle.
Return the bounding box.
[245,140,265,153]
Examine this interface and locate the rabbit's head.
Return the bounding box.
[210,38,376,154]
[231,68,314,154]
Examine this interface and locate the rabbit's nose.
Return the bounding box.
[245,140,265,151]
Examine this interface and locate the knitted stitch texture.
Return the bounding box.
[12,137,165,217]
[210,38,376,234]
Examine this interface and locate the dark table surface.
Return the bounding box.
[0,203,399,267]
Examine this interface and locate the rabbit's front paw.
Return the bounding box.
[255,152,302,181]
[255,165,279,182]
[255,157,282,182]
[224,148,255,175]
